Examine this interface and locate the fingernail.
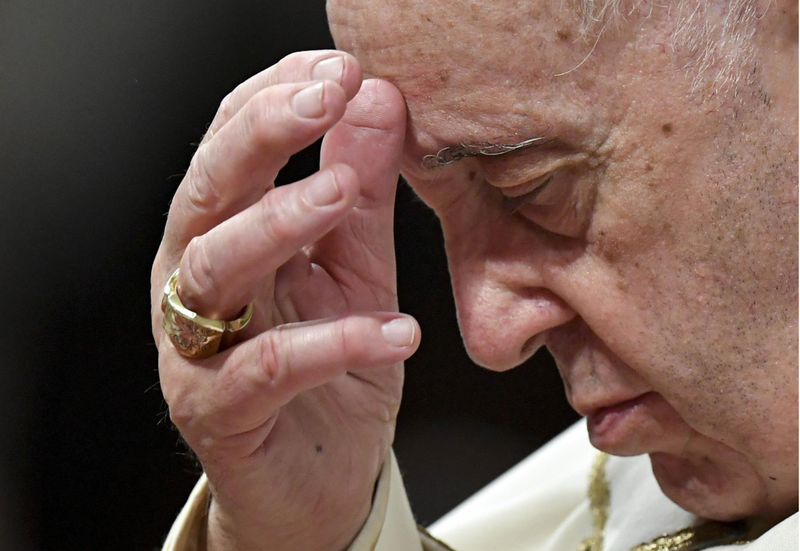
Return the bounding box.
[381,318,415,348]
[292,82,325,119]
[305,170,342,206]
[312,56,344,83]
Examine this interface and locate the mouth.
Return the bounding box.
[585,391,658,453]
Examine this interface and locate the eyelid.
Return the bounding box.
[503,172,555,213]
[502,172,554,198]
[482,150,584,189]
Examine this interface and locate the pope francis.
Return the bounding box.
[149,0,799,550]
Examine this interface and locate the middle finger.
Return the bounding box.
[164,79,350,251]
[177,163,360,320]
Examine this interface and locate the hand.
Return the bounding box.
[150,51,419,551]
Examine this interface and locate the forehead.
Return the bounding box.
[328,0,620,159]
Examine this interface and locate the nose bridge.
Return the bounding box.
[446,234,577,371]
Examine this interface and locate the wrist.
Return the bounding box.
[205,487,372,551]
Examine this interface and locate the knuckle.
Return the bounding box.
[243,92,278,149]
[257,332,290,389]
[160,376,194,430]
[271,51,307,84]
[216,90,238,124]
[242,91,294,165]
[185,145,224,214]
[337,318,368,364]
[182,237,220,303]
[167,396,194,431]
[257,191,296,246]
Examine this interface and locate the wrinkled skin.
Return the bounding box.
[151,54,421,550]
[328,0,798,524]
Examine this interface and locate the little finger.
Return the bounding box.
[197,313,421,435]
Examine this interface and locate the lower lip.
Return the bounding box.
[587,392,656,446]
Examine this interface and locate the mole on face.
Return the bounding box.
[662,123,674,135]
[556,28,571,41]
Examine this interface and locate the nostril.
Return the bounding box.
[519,286,562,307]
[520,334,545,362]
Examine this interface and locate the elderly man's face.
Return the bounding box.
[328,0,798,522]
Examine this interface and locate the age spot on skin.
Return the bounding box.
[596,233,623,263]
[556,28,571,41]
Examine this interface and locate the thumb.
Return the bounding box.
[313,79,407,311]
[320,78,406,206]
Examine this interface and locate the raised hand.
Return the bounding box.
[150,51,419,551]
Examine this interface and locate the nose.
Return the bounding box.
[449,253,577,371]
[402,157,578,371]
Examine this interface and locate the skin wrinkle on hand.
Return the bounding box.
[328,0,798,527]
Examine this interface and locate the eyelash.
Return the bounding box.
[503,173,555,214]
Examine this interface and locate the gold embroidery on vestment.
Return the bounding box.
[578,453,753,551]
[579,453,611,551]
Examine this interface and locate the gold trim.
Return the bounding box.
[578,453,753,551]
[161,268,253,359]
[628,521,751,551]
[579,453,611,551]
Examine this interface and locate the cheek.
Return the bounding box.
[584,156,784,450]
[576,146,721,414]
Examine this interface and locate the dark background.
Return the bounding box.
[0,1,578,549]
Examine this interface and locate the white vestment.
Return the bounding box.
[163,420,798,551]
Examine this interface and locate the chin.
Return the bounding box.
[650,452,767,522]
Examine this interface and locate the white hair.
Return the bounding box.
[575,0,766,97]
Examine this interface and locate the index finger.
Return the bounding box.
[200,50,363,146]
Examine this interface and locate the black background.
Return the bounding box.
[0,2,578,549]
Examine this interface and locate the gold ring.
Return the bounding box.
[161,268,254,359]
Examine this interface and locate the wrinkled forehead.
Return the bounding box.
[328,0,583,87]
[327,0,618,160]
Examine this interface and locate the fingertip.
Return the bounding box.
[339,53,364,100]
[320,80,349,120]
[309,51,362,100]
[408,315,422,350]
[327,162,361,202]
[381,314,421,351]
[318,79,406,206]
[344,79,407,132]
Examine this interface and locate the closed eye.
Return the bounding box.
[503,172,555,214]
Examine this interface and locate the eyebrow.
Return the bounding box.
[421,136,550,169]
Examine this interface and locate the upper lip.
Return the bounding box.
[572,392,653,418]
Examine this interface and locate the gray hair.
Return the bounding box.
[574,0,766,97]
